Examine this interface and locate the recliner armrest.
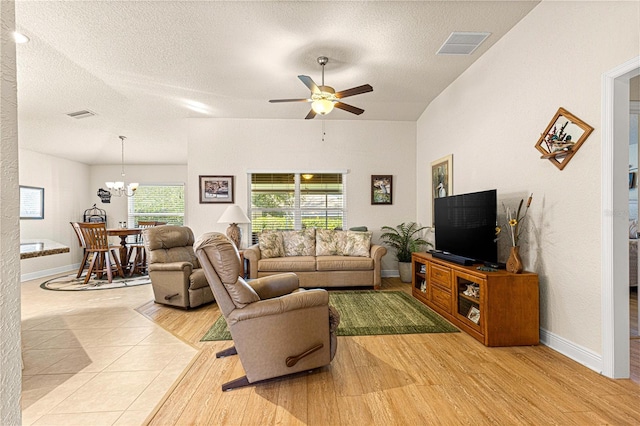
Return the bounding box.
[148,261,193,273]
[227,289,328,325]
[249,273,299,300]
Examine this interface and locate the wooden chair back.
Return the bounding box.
[77,222,110,251]
[70,222,86,248]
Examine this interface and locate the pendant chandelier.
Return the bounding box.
[105,136,138,197]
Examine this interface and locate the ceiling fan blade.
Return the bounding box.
[269,98,311,103]
[305,109,317,120]
[334,102,364,115]
[335,84,373,99]
[298,75,321,94]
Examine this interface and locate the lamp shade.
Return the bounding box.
[217,205,250,224]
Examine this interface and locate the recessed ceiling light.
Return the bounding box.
[12,31,30,44]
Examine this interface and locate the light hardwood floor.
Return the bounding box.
[138,278,640,426]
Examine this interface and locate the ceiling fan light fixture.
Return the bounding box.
[311,99,334,115]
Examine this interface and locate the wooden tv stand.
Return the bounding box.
[411,252,539,347]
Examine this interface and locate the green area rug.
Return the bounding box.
[201,290,458,341]
[41,273,150,291]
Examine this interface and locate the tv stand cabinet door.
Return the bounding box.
[452,270,486,344]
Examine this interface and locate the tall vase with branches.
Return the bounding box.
[380,222,432,282]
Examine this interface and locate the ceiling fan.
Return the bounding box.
[269,56,373,120]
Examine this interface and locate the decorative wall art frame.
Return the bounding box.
[371,175,393,205]
[535,107,594,170]
[20,185,44,219]
[431,154,453,225]
[199,175,234,204]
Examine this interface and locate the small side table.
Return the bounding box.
[238,250,248,279]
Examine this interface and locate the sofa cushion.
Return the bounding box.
[258,256,316,272]
[316,229,348,256]
[282,229,316,256]
[344,231,372,257]
[258,230,285,258]
[316,256,374,271]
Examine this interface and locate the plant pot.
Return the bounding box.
[398,261,412,283]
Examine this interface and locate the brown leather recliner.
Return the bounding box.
[194,232,339,391]
[144,225,214,309]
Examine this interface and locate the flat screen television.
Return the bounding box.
[434,189,497,264]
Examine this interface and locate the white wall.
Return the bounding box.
[187,118,416,273]
[19,149,91,280]
[1,2,21,422]
[417,1,639,359]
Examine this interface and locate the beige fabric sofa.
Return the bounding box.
[244,228,387,289]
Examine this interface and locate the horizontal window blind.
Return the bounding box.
[249,173,346,243]
[127,184,185,228]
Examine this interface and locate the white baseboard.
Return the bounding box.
[540,328,603,374]
[21,264,78,283]
[382,269,399,278]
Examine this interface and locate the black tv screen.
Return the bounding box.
[434,189,497,263]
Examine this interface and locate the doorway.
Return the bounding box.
[630,93,640,382]
[603,57,640,379]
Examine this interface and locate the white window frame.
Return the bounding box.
[247,170,348,238]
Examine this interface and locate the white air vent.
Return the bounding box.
[65,110,96,119]
[437,32,491,55]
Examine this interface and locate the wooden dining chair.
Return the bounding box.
[77,222,124,284]
[127,221,166,276]
[70,222,91,278]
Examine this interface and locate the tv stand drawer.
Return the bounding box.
[430,285,452,313]
[429,264,451,288]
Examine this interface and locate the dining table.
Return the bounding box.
[106,228,142,271]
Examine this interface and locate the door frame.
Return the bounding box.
[602,56,639,378]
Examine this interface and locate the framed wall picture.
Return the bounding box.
[20,186,44,219]
[535,107,594,170]
[199,175,234,204]
[431,154,453,225]
[371,175,393,205]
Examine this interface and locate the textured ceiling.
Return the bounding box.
[15,1,539,165]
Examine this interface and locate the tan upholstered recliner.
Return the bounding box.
[194,232,339,391]
[144,225,214,309]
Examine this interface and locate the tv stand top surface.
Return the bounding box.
[415,252,536,277]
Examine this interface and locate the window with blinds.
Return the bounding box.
[249,173,346,242]
[127,184,185,227]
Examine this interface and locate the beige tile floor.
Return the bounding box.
[21,273,198,426]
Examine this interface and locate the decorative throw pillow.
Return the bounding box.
[258,230,285,258]
[282,229,316,256]
[316,229,348,256]
[631,220,639,239]
[344,231,372,257]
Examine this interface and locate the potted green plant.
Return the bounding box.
[380,222,432,282]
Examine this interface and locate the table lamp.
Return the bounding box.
[217,205,251,248]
